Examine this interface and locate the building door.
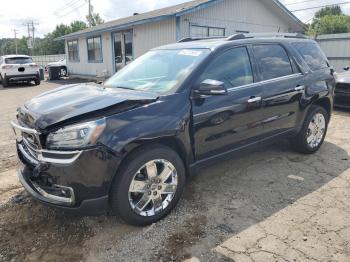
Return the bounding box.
[113,30,133,72]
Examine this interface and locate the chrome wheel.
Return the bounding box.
[306,113,326,148]
[60,68,67,77]
[128,159,178,217]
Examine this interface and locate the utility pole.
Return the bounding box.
[31,21,35,51]
[13,29,18,55]
[88,0,92,27]
[23,21,38,56]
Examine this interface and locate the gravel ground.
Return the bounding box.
[0,80,349,262]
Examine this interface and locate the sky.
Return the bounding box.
[0,0,350,39]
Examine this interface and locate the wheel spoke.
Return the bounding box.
[146,161,158,179]
[129,180,148,193]
[135,194,152,212]
[158,165,173,182]
[307,113,326,148]
[128,159,178,217]
[161,183,177,194]
[152,195,163,211]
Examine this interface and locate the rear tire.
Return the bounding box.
[34,78,41,86]
[110,145,186,226]
[292,105,329,154]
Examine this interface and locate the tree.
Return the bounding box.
[307,5,350,36]
[315,15,350,35]
[70,20,88,32]
[36,21,87,55]
[86,5,104,27]
[1,20,89,56]
[315,5,343,18]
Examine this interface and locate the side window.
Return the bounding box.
[253,44,293,81]
[292,42,328,71]
[200,47,253,88]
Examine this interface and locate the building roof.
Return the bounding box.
[57,0,304,40]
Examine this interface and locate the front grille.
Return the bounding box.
[12,121,82,165]
[22,138,39,161]
[335,83,350,94]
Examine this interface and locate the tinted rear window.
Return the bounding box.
[5,57,33,64]
[253,44,293,81]
[292,42,328,71]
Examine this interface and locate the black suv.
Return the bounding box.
[12,33,335,226]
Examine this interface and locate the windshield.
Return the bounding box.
[5,57,33,64]
[104,49,210,94]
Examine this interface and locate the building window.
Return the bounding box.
[87,36,102,62]
[67,40,79,62]
[190,25,225,38]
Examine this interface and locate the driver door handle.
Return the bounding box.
[247,96,262,103]
[294,85,306,92]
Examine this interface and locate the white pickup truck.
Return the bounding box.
[0,55,40,87]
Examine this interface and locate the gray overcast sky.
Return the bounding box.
[0,0,349,38]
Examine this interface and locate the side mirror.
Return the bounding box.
[344,66,350,71]
[195,79,228,96]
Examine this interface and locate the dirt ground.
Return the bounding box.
[0,80,349,262]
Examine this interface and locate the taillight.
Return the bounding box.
[2,65,13,69]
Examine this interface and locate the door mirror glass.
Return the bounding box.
[344,66,350,71]
[196,79,228,95]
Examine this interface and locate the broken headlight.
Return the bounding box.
[46,119,106,150]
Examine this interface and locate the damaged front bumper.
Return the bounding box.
[11,121,120,215]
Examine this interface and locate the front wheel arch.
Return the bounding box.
[313,97,331,120]
[119,136,192,175]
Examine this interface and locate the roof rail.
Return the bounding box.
[226,34,246,41]
[226,32,307,41]
[177,33,307,43]
[177,36,225,43]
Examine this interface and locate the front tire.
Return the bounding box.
[110,145,186,226]
[292,105,329,154]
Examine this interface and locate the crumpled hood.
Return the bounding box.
[18,83,158,130]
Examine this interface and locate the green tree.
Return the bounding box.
[315,5,343,18]
[0,37,29,55]
[316,15,350,35]
[36,21,87,55]
[70,20,88,32]
[86,5,104,27]
[307,5,350,36]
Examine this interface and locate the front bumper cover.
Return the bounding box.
[18,166,109,215]
[12,121,121,215]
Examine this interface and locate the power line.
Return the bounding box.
[285,0,321,6]
[55,2,87,18]
[53,0,82,16]
[291,1,350,12]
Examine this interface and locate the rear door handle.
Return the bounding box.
[247,96,262,103]
[294,85,305,92]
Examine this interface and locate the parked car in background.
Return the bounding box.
[334,67,350,108]
[0,55,40,87]
[47,58,67,77]
[11,33,335,226]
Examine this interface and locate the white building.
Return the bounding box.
[57,0,304,79]
[316,33,350,72]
